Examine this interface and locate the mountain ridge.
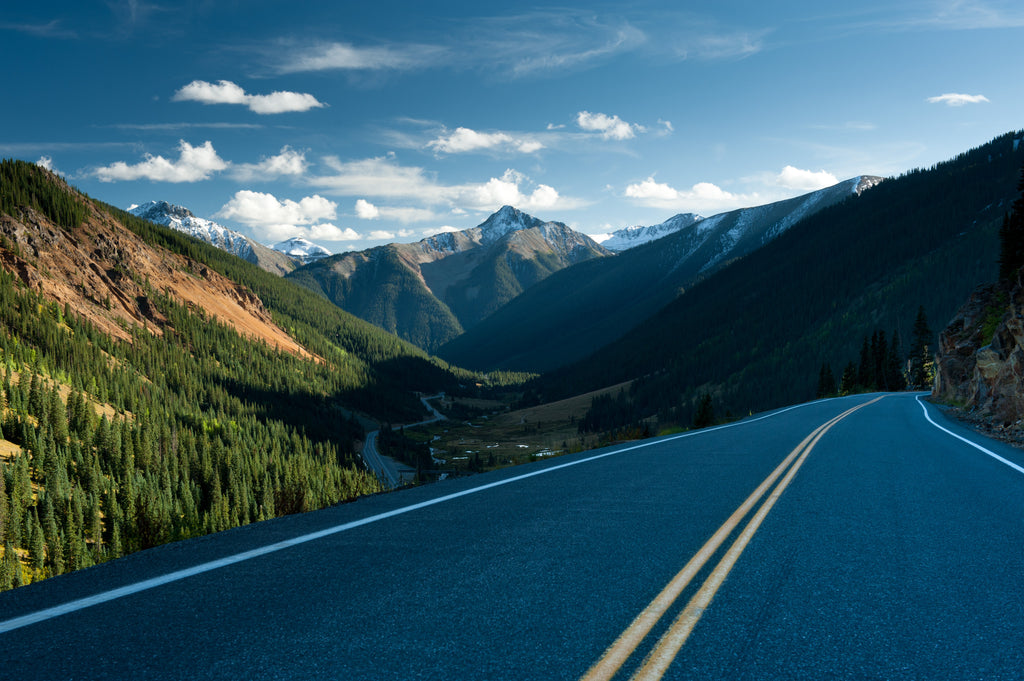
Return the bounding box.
[438,176,884,372]
[286,206,611,350]
[128,200,297,276]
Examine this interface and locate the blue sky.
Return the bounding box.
[2,1,1022,252]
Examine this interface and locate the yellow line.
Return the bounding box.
[580,396,883,681]
[630,396,884,680]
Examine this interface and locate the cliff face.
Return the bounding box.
[934,275,1024,425]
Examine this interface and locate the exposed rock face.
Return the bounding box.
[1,194,313,359]
[934,275,1024,425]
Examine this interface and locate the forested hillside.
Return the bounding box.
[539,131,1024,425]
[0,160,471,590]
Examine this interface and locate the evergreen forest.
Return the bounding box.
[0,160,483,590]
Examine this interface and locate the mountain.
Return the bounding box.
[438,176,883,372]
[601,213,704,251]
[0,159,485,591]
[128,200,296,276]
[538,131,1024,424]
[286,206,611,350]
[273,236,331,265]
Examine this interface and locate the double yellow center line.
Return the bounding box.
[582,396,885,681]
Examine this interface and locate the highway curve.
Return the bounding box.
[2,393,1023,680]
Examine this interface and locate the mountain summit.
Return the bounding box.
[272,236,331,264]
[478,205,546,244]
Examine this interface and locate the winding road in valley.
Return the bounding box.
[3,393,1024,680]
[361,393,447,487]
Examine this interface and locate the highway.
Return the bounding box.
[2,393,1024,680]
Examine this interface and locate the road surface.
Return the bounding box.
[2,393,1023,680]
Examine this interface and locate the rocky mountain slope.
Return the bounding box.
[287,206,611,350]
[932,282,1024,424]
[933,164,1024,427]
[129,200,296,275]
[6,193,308,356]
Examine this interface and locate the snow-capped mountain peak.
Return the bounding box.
[128,200,257,262]
[601,213,705,252]
[477,205,546,244]
[272,237,331,264]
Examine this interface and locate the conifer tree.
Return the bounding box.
[692,393,715,429]
[817,363,837,398]
[909,306,934,389]
[998,161,1024,282]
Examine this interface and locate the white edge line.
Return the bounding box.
[916,395,1024,476]
[0,395,861,635]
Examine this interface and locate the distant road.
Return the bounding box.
[360,393,446,487]
[3,393,1024,680]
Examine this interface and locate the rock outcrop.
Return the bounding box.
[934,274,1024,425]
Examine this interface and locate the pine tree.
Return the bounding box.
[692,393,715,429]
[998,161,1024,282]
[840,362,858,395]
[909,306,934,389]
[817,363,837,398]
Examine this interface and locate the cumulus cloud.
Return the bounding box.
[217,190,338,241]
[94,140,228,182]
[173,80,326,114]
[625,176,759,213]
[576,111,645,140]
[308,224,361,241]
[427,127,543,154]
[926,93,990,107]
[456,169,562,212]
[230,146,308,181]
[355,199,380,219]
[775,165,838,191]
[36,156,55,171]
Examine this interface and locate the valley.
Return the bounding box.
[1,129,1024,594]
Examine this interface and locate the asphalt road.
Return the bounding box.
[2,393,1023,680]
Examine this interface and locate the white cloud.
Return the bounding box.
[369,230,397,240]
[311,155,584,214]
[427,127,543,154]
[231,146,307,181]
[576,111,644,140]
[94,140,228,182]
[422,225,461,237]
[775,165,838,191]
[926,93,990,107]
[355,199,380,219]
[457,169,563,212]
[172,80,326,114]
[308,223,361,241]
[276,42,445,73]
[217,190,337,241]
[625,176,759,213]
[354,199,435,223]
[36,156,54,171]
